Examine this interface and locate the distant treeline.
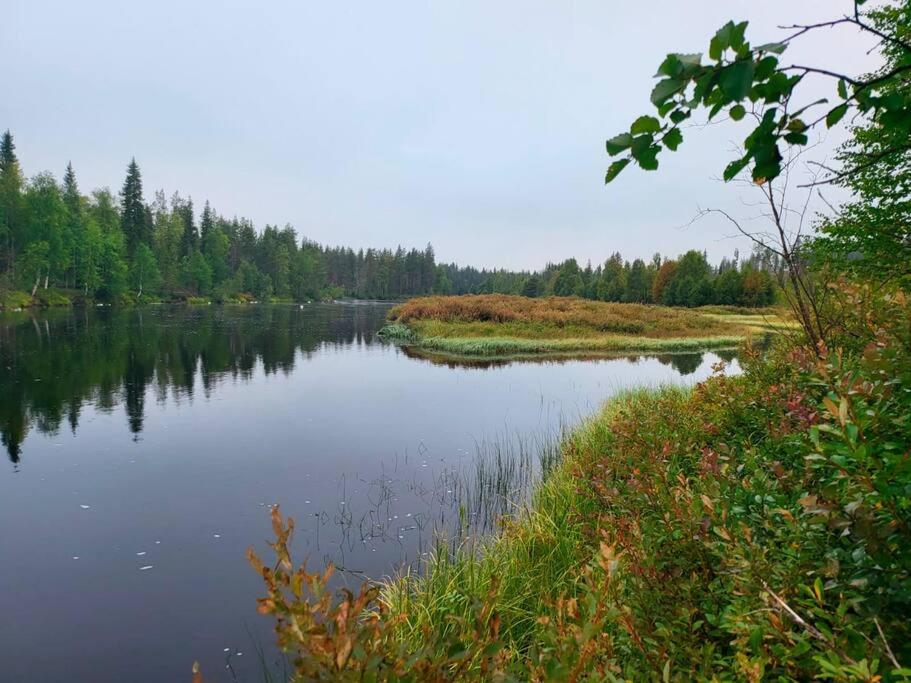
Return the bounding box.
[0,131,778,306]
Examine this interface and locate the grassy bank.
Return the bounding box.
[252,297,911,679]
[381,294,791,358]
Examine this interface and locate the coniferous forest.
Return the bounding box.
[0,131,778,308]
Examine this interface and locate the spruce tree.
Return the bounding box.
[63,162,80,209]
[120,159,147,257]
[0,130,17,174]
[180,197,198,256]
[63,162,85,288]
[200,201,213,254]
[0,130,23,273]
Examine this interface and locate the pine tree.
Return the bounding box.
[0,130,24,273]
[120,159,147,257]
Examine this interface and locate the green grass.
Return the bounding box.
[380,388,664,652]
[408,332,745,358]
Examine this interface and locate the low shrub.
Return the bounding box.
[32,288,72,307]
[0,290,33,310]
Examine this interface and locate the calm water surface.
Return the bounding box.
[0,303,737,682]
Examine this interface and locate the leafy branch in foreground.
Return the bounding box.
[604,1,911,186]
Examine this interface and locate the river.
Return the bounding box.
[0,303,737,682]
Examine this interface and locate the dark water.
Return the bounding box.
[0,304,737,682]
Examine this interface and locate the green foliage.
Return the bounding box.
[181,250,212,295]
[0,289,32,310]
[812,3,911,288]
[120,158,148,257]
[130,242,161,296]
[604,2,911,186]
[551,258,584,297]
[0,131,790,309]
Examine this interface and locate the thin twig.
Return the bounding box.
[874,616,901,670]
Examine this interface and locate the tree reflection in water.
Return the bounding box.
[0,304,391,463]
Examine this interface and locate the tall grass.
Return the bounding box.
[383,295,787,358]
[380,389,668,656]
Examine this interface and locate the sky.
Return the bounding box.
[1,1,880,270]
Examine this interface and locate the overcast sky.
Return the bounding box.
[2,1,879,270]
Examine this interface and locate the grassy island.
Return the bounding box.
[380,294,792,359]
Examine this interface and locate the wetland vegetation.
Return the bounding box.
[244,2,911,680]
[380,294,789,359]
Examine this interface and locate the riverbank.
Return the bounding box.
[380,294,792,359]
[0,288,339,311]
[253,299,911,678]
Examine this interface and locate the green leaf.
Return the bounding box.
[729,104,746,121]
[604,158,630,184]
[656,54,682,78]
[605,133,633,156]
[670,109,691,124]
[663,128,683,151]
[657,101,676,117]
[754,55,780,81]
[677,52,702,67]
[634,145,661,171]
[723,156,750,181]
[710,21,735,61]
[651,78,684,106]
[837,79,848,99]
[784,131,808,145]
[826,103,848,128]
[755,42,786,54]
[753,155,781,183]
[730,21,749,54]
[719,61,755,101]
[631,115,662,134]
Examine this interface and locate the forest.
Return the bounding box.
[0,132,778,308]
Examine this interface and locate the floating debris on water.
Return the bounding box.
[79,505,91,510]
[136,552,146,556]
[139,565,154,571]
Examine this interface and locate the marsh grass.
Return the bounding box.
[384,295,789,358]
[379,388,662,655]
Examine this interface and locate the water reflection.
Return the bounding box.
[401,345,738,375]
[0,303,740,683]
[0,304,389,463]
